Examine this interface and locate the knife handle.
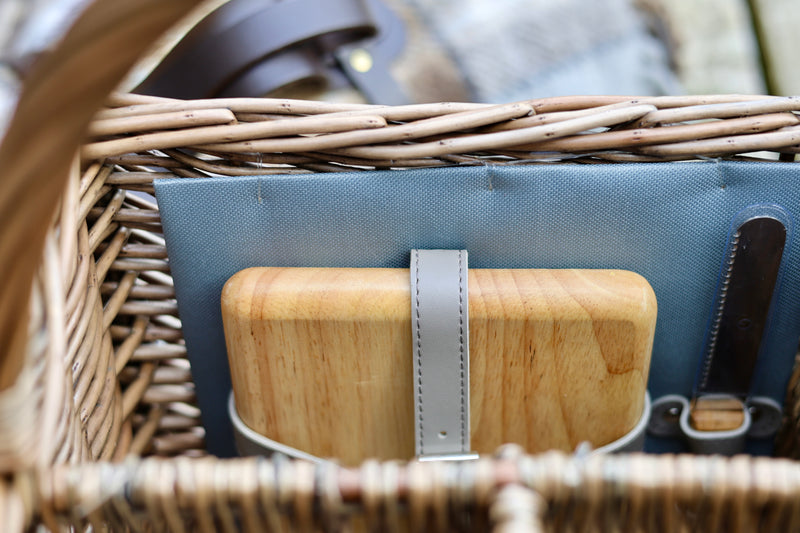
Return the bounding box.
[690,397,746,432]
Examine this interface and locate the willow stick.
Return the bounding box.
[87,108,236,137]
[636,125,800,156]
[97,95,486,121]
[0,0,201,390]
[334,104,657,160]
[514,113,800,152]
[82,114,388,160]
[197,102,533,153]
[636,97,800,127]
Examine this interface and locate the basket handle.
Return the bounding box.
[0,0,201,390]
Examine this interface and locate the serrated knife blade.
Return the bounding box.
[694,214,787,398]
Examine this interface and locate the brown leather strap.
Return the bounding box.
[136,0,408,104]
[334,0,408,104]
[218,45,326,98]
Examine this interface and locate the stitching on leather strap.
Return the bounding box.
[458,250,466,450]
[413,249,424,454]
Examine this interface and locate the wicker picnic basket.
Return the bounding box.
[6,1,800,531]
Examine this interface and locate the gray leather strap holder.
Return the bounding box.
[410,249,473,458]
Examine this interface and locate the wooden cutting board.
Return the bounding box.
[222,267,656,465]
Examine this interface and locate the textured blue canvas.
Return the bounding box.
[155,161,800,456]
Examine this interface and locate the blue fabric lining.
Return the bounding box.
[155,161,800,456]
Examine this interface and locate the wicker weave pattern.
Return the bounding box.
[88,92,800,169]
[0,0,203,476]
[7,85,800,531]
[6,2,800,529]
[66,92,800,462]
[19,450,800,532]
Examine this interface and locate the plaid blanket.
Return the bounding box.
[393,0,681,102]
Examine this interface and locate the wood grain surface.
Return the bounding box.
[690,397,746,432]
[222,267,656,465]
